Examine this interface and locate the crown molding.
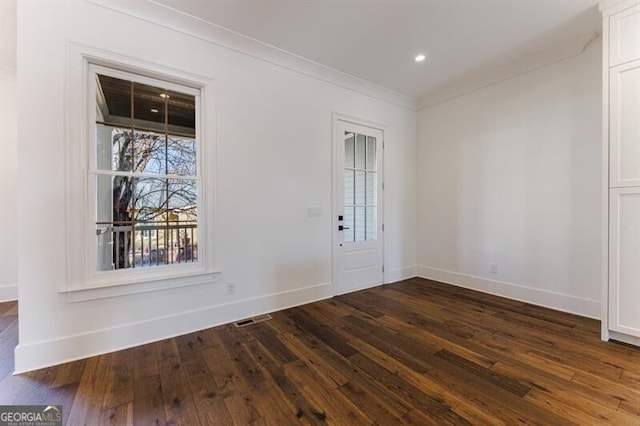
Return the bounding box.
[599,0,640,16]
[85,0,417,111]
[418,32,600,111]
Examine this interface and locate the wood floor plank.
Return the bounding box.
[2,278,639,424]
[277,332,351,388]
[279,327,414,419]
[242,338,325,424]
[67,355,111,425]
[157,350,202,425]
[102,348,135,410]
[99,402,133,426]
[223,393,264,425]
[285,359,373,425]
[50,359,86,389]
[201,345,245,395]
[184,364,236,425]
[434,349,531,397]
[337,379,406,425]
[571,371,640,414]
[216,327,266,389]
[287,310,358,358]
[133,343,160,380]
[492,361,625,419]
[132,374,166,426]
[347,337,501,425]
[375,311,496,369]
[340,314,433,373]
[348,352,473,425]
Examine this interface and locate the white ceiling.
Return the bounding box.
[153,0,601,100]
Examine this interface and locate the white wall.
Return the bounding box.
[0,0,18,301]
[417,38,602,318]
[15,0,416,372]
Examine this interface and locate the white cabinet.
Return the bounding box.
[610,59,640,187]
[609,188,640,336]
[601,0,640,345]
[610,4,640,66]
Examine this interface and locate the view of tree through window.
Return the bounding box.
[94,72,198,271]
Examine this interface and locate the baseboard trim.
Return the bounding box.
[385,265,417,284]
[14,282,332,374]
[608,330,640,347]
[417,266,601,319]
[0,284,17,302]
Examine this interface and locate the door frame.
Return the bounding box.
[331,112,385,296]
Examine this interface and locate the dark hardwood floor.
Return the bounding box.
[1,278,639,425]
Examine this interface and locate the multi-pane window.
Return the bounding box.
[91,67,200,271]
[343,131,377,242]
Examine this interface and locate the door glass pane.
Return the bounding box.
[355,171,365,205]
[366,136,376,170]
[355,207,366,242]
[366,207,377,240]
[344,170,354,206]
[343,129,378,243]
[355,134,366,169]
[344,133,355,168]
[366,172,376,205]
[343,206,354,242]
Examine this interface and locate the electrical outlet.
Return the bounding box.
[489,263,498,274]
[226,282,236,295]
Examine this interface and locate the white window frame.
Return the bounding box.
[61,43,218,302]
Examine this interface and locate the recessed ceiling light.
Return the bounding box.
[159,93,170,99]
[414,53,427,63]
[150,108,159,113]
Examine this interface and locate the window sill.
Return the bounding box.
[60,266,221,302]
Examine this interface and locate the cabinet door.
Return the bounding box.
[609,188,640,337]
[610,3,640,67]
[610,59,640,187]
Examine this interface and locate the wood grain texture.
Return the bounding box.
[1,278,640,425]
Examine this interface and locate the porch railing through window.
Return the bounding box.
[96,222,198,270]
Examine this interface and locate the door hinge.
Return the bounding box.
[382,265,385,273]
[382,223,385,232]
[382,181,385,190]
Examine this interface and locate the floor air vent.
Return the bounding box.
[234,314,272,327]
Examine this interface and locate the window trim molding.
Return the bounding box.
[62,42,218,301]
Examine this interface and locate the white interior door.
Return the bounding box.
[609,188,640,337]
[333,118,384,295]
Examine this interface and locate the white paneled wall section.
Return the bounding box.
[601,0,640,346]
